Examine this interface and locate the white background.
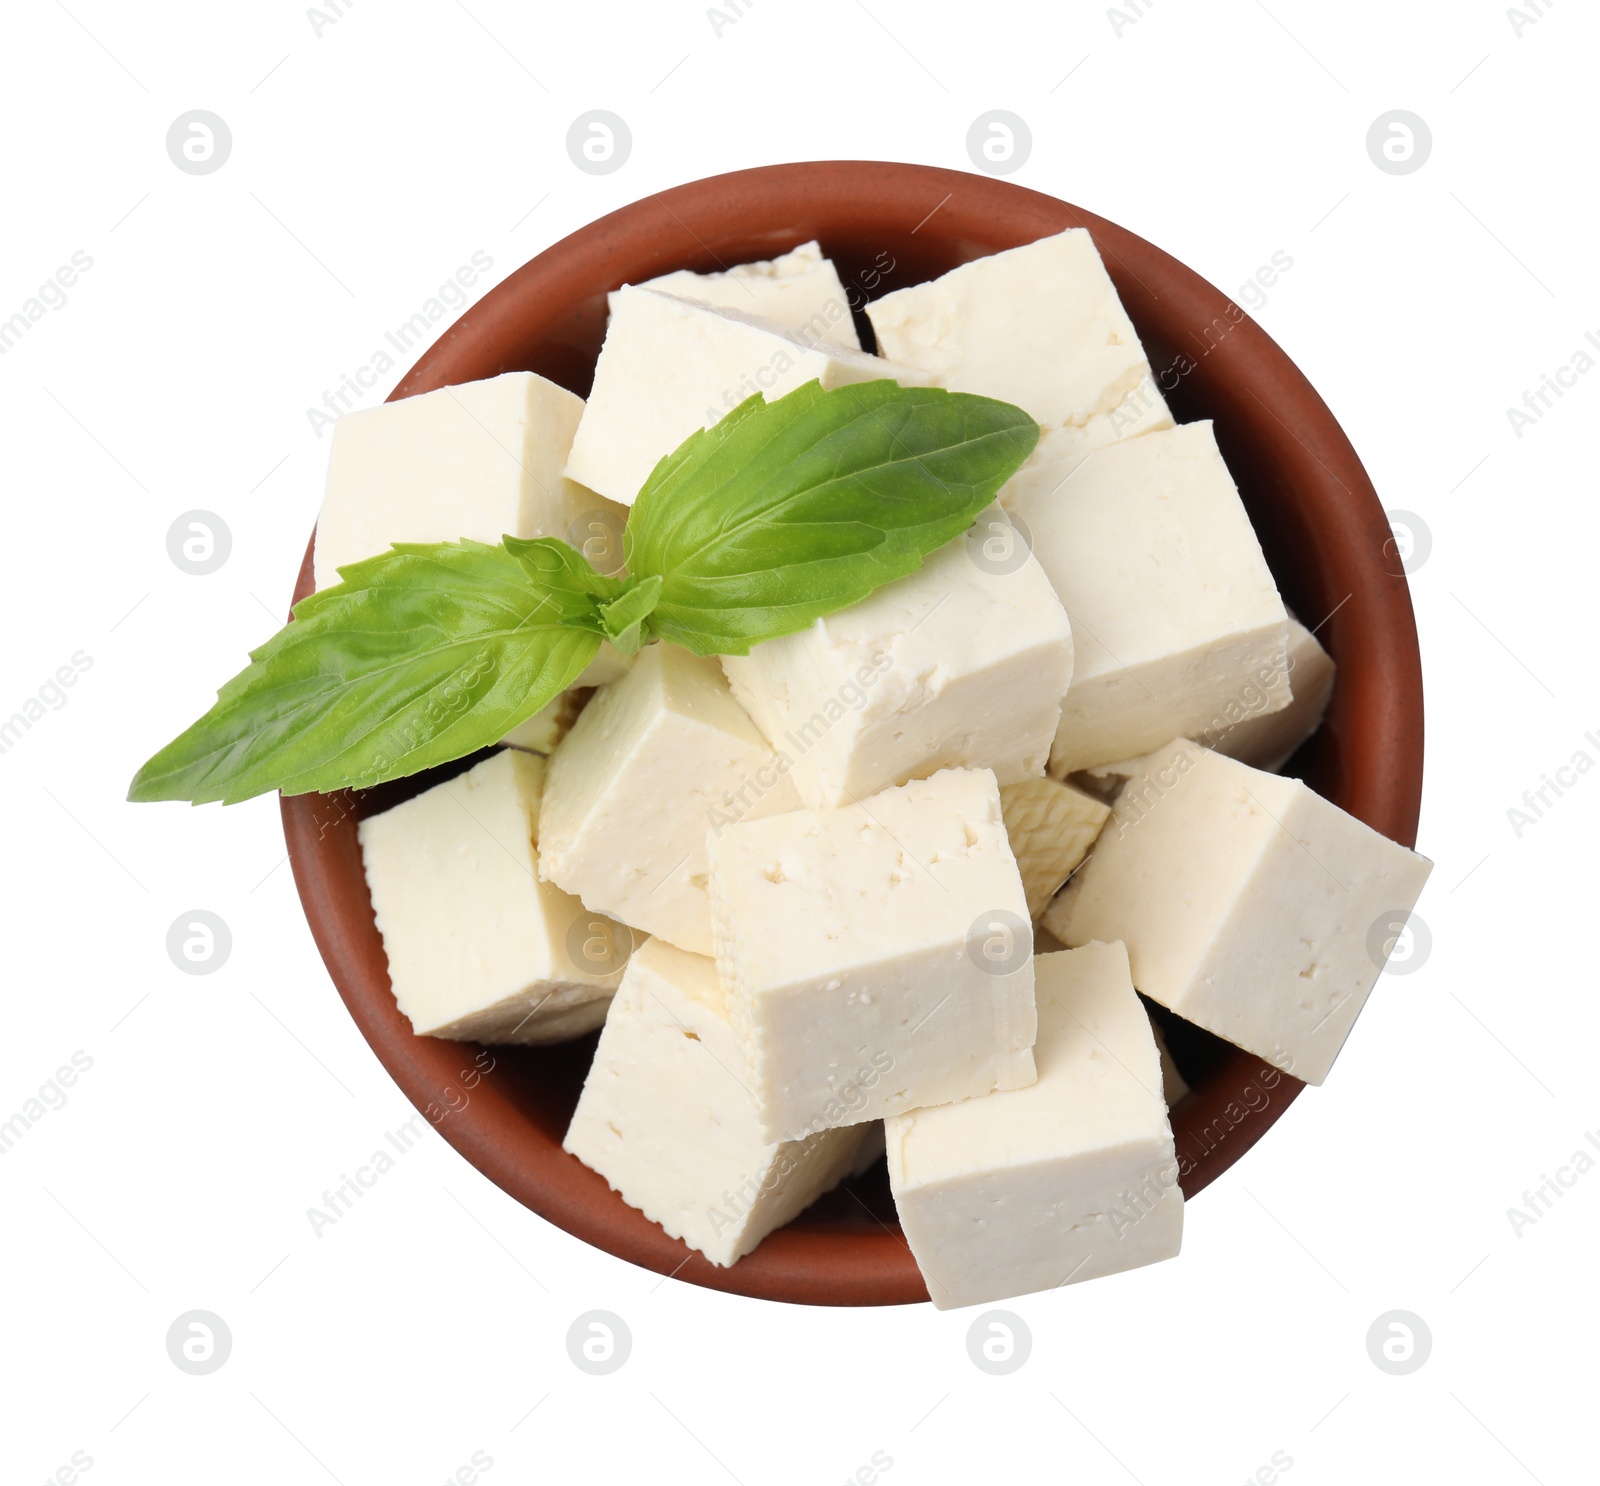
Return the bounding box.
[2,1,1595,1482]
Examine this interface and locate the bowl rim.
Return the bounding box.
[282,160,1424,1306]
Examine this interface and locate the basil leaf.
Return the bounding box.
[598,575,663,655]
[128,541,600,805]
[625,379,1039,656]
[503,534,628,618]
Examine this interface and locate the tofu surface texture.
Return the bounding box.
[500,688,586,755]
[564,939,866,1266]
[866,228,1173,469]
[1003,421,1291,775]
[564,286,930,505]
[358,750,627,1043]
[538,644,802,955]
[998,776,1111,919]
[886,942,1182,1310]
[314,370,623,591]
[614,240,861,350]
[708,767,1038,1144]
[1212,616,1336,773]
[1044,740,1433,1084]
[721,506,1074,810]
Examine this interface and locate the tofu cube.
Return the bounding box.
[1213,616,1336,773]
[998,776,1111,918]
[314,371,624,591]
[358,750,627,1044]
[564,939,867,1266]
[721,507,1074,810]
[501,689,585,755]
[1003,421,1291,775]
[708,767,1038,1144]
[613,240,861,350]
[1058,617,1331,786]
[564,286,930,505]
[866,228,1173,471]
[539,645,802,955]
[1044,741,1433,1084]
[886,942,1183,1310]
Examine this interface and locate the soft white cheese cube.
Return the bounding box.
[998,776,1111,919]
[1044,741,1433,1084]
[866,229,1173,469]
[1003,422,1291,775]
[1213,616,1336,773]
[721,507,1073,810]
[314,371,624,591]
[539,644,802,955]
[708,767,1038,1144]
[886,942,1182,1310]
[1065,619,1330,786]
[564,286,930,505]
[501,689,585,755]
[358,750,626,1043]
[613,240,861,350]
[563,939,866,1266]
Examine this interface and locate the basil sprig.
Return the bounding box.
[130,380,1037,805]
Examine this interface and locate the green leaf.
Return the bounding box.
[598,575,663,655]
[624,379,1039,656]
[503,534,628,618]
[128,541,601,805]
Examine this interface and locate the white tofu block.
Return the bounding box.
[1066,620,1330,785]
[721,507,1074,810]
[613,241,861,350]
[1213,617,1336,773]
[564,286,930,505]
[886,943,1182,1310]
[708,767,1038,1144]
[866,229,1173,467]
[999,776,1111,919]
[1003,422,1291,775]
[358,751,626,1043]
[314,371,625,591]
[539,645,802,955]
[1044,741,1433,1084]
[501,689,585,754]
[564,939,866,1266]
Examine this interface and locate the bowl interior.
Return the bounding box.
[283,162,1423,1306]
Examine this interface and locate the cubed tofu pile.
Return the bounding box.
[334,233,1432,1309]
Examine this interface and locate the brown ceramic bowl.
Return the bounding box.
[283,162,1424,1306]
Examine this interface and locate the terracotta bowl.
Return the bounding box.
[283,161,1424,1306]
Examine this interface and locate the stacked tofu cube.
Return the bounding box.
[344,234,1430,1305]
